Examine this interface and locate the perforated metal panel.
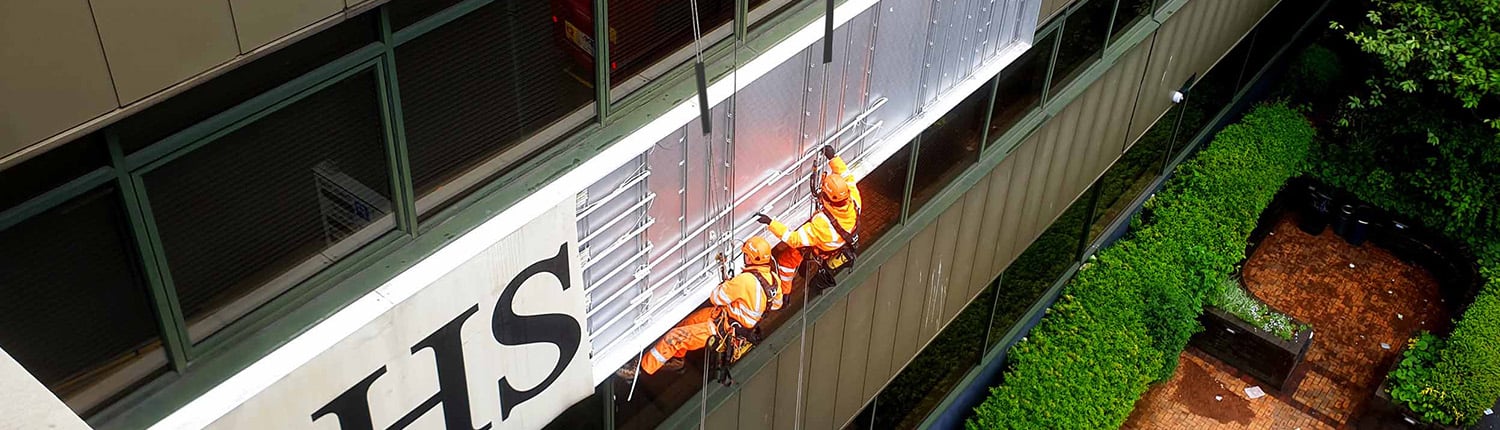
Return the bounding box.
[579,0,1041,379]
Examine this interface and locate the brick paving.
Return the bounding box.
[1124,214,1449,429]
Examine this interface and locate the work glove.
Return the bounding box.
[821,144,836,159]
[754,213,772,225]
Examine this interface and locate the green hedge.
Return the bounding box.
[1393,270,1500,426]
[967,104,1314,429]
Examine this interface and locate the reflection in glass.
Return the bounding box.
[399,0,595,218]
[606,0,736,87]
[1088,114,1171,243]
[911,89,988,212]
[988,31,1054,139]
[873,283,996,429]
[1048,0,1112,97]
[858,144,912,248]
[1110,0,1155,43]
[145,72,393,342]
[0,187,166,416]
[987,198,1088,348]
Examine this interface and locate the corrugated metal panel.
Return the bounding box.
[995,135,1037,271]
[1048,99,1084,210]
[834,275,880,425]
[864,249,907,398]
[950,174,990,303]
[738,363,779,430]
[972,155,1014,293]
[867,0,935,140]
[773,332,810,430]
[804,299,848,430]
[918,207,954,344]
[932,200,967,325]
[707,393,741,430]
[892,225,936,368]
[1018,122,1056,245]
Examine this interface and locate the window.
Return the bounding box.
[387,0,465,30]
[1088,116,1170,243]
[0,185,165,417]
[113,13,378,154]
[988,30,1053,138]
[859,143,913,247]
[0,136,108,210]
[396,0,596,218]
[987,196,1088,349]
[1110,0,1155,43]
[140,71,393,343]
[608,0,736,89]
[872,283,996,429]
[910,88,989,212]
[1048,0,1112,97]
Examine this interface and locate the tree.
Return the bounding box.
[1335,0,1500,120]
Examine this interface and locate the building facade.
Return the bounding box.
[0,0,1327,428]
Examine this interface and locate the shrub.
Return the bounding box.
[967,104,1315,429]
[1396,286,1500,426]
[1209,277,1306,341]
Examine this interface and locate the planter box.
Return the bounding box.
[1190,307,1313,392]
[1355,344,1464,430]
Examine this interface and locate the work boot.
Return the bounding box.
[615,361,639,380]
[664,357,686,373]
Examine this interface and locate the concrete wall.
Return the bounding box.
[0,0,367,161]
[0,349,91,430]
[672,0,1277,428]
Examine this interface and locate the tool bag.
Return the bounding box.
[809,207,859,293]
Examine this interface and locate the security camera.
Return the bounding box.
[1171,91,1185,104]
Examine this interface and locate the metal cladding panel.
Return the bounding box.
[91,0,238,102]
[816,17,856,143]
[803,298,847,430]
[866,0,935,142]
[891,226,935,369]
[707,394,741,430]
[932,200,967,326]
[928,0,966,96]
[834,275,879,425]
[951,175,990,302]
[907,223,943,352]
[733,54,809,227]
[0,1,117,151]
[864,248,907,398]
[836,11,881,157]
[773,332,809,430]
[996,134,1038,270]
[228,0,341,51]
[972,156,1013,293]
[803,48,829,151]
[1071,81,1109,194]
[1128,33,1167,149]
[1048,99,1084,211]
[1018,122,1057,246]
[1039,0,1068,24]
[738,363,779,430]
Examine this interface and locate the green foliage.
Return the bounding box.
[1399,287,1500,426]
[1278,44,1345,105]
[967,104,1314,429]
[1209,277,1306,341]
[1387,332,1456,423]
[1333,0,1500,114]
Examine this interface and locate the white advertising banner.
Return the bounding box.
[185,201,591,430]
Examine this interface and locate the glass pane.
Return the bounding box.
[388,0,465,30]
[1048,0,1112,97]
[0,134,107,210]
[1110,0,1154,44]
[873,283,996,429]
[910,88,988,212]
[1088,111,1172,243]
[115,13,377,153]
[543,388,605,430]
[1246,0,1323,69]
[987,196,1088,349]
[611,312,710,430]
[859,143,912,248]
[607,0,735,87]
[0,187,165,416]
[1172,38,1251,158]
[144,72,393,341]
[399,0,595,218]
[987,30,1053,138]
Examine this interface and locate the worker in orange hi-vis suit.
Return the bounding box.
[636,238,777,376]
[755,145,862,310]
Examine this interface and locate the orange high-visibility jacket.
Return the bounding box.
[710,266,774,328]
[767,156,862,253]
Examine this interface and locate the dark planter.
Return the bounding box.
[1299,185,1332,235]
[1355,344,1464,430]
[1190,307,1313,392]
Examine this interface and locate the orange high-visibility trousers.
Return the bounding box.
[641,307,719,375]
[770,243,803,309]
